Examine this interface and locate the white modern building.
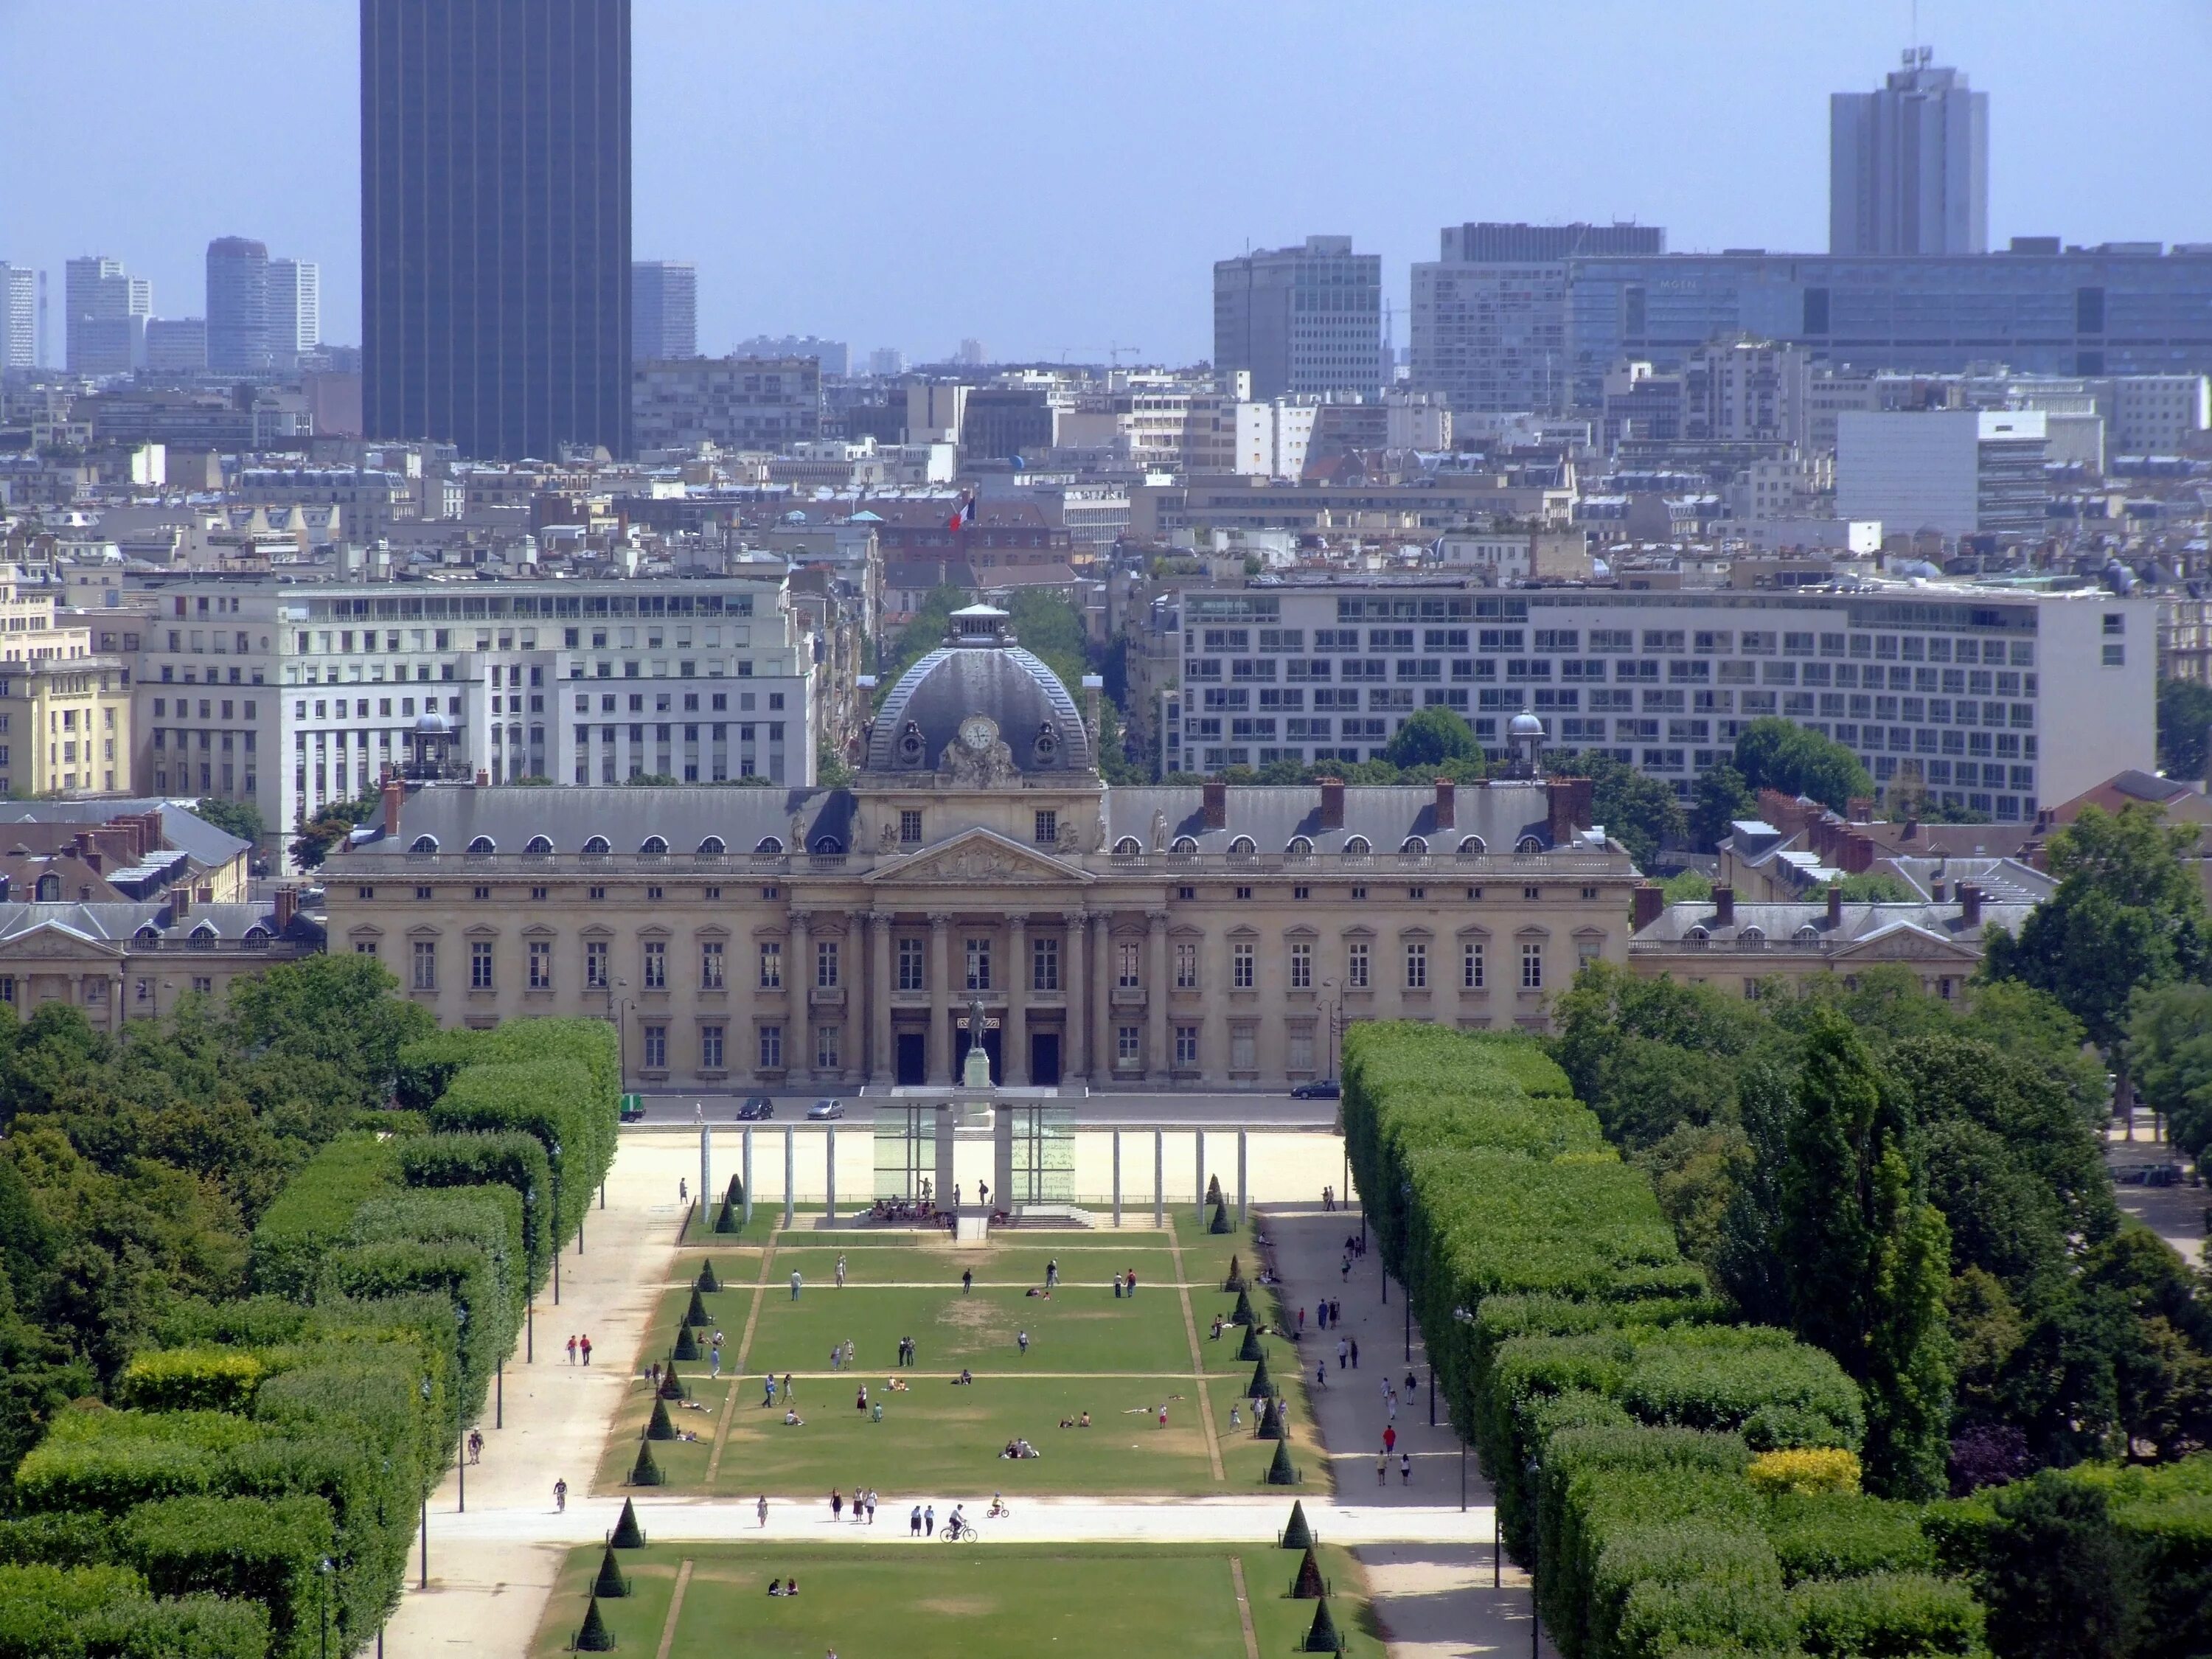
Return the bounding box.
[633,262,698,361]
[1213,236,1384,399]
[0,264,36,372]
[65,256,150,375]
[267,260,321,372]
[1830,49,1988,256]
[1835,408,2048,539]
[1153,578,2153,822]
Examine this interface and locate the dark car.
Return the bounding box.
[618,1098,647,1124]
[1290,1079,1341,1100]
[737,1097,775,1121]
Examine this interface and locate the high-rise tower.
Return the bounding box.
[1830,48,1989,256]
[361,0,632,459]
[206,237,271,375]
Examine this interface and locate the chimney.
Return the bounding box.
[1847,796,1875,823]
[1930,879,1947,902]
[1826,884,1843,928]
[380,778,406,838]
[1901,815,1919,842]
[1547,776,1595,846]
[1843,833,1874,875]
[1433,779,1455,830]
[1960,883,1982,926]
[475,768,490,787]
[1202,778,1228,830]
[1318,776,1345,831]
[274,887,296,930]
[1713,884,1735,925]
[170,886,189,919]
[1631,883,1664,930]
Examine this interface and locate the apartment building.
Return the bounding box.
[0,571,132,796]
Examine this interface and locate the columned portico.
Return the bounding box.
[1006,913,1030,1085]
[1145,909,1170,1082]
[868,911,894,1085]
[1063,911,1088,1082]
[788,910,813,1080]
[926,913,952,1084]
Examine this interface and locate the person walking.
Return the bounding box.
[1349,1338,1359,1370]
[711,1335,723,1379]
[923,1503,935,1538]
[1046,1258,1058,1290]
[680,1178,688,1205]
[830,1343,841,1373]
[783,1372,795,1402]
[1126,1267,1138,1296]
[554,1478,568,1512]
[580,1335,593,1366]
[866,1490,878,1524]
[1297,1307,1307,1332]
[467,1427,484,1464]
[1330,1298,1342,1326]
[1377,1458,1387,1487]
[1382,1424,1397,1456]
[843,1340,855,1369]
[961,1268,973,1295]
[1400,1452,1413,1485]
[1338,1338,1349,1371]
[835,1253,847,1289]
[1017,1329,1030,1356]
[1315,1360,1328,1390]
[762,1374,778,1407]
[791,1269,804,1301]
[566,1335,577,1365]
[757,1493,769,1528]
[910,1504,923,1537]
[830,1488,844,1522]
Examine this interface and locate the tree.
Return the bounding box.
[1777,1011,1952,1498]
[2126,981,2212,1162]
[815,737,853,788]
[2156,678,2212,782]
[189,796,265,846]
[1831,872,1919,902]
[1576,751,1686,870]
[1382,706,1482,771]
[1983,804,2211,1055]
[1973,1472,2143,1659]
[1733,717,1876,813]
[1688,763,1756,852]
[288,791,380,870]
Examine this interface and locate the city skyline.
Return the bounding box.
[1,1,2210,366]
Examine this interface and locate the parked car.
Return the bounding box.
[736,1097,775,1121]
[807,1099,846,1121]
[1290,1079,1340,1100]
[618,1098,647,1124]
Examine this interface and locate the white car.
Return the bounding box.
[807,1099,846,1121]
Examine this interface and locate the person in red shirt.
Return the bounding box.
[1382,1425,1397,1455]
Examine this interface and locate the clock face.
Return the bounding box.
[959,716,996,752]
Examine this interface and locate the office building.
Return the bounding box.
[1835,408,2048,538]
[734,335,848,377]
[1683,338,1812,446]
[1,264,36,372]
[632,355,821,452]
[633,261,698,360]
[2099,375,2210,454]
[361,0,632,460]
[1440,223,1666,262]
[266,260,320,372]
[206,237,270,375]
[867,347,906,378]
[144,319,210,375]
[1147,578,2151,822]
[66,257,151,375]
[1213,236,1384,398]
[325,606,1636,1088]
[1831,49,1988,256]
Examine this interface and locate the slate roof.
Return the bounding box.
[863,639,1092,773]
[1632,898,2034,950]
[1103,784,1564,855]
[0,900,321,949]
[342,785,856,860]
[0,799,251,872]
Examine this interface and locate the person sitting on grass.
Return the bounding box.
[1024,1285,1050,1298]
[954,1368,975,1385]
[1016,1438,1038,1458]
[1078,1411,1090,1427]
[1002,1438,1020,1459]
[784,1408,805,1426]
[1059,1415,1075,1429]
[768,1579,786,1596]
[1209,1315,1223,1340]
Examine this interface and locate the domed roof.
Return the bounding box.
[1508,712,1545,738]
[864,618,1092,775]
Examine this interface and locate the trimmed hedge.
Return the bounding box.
[1764,1492,1935,1587]
[122,1495,335,1659]
[0,1563,271,1659]
[248,1133,401,1299]
[425,1057,604,1245]
[399,1130,554,1285]
[13,1408,271,1514]
[1787,1571,1983,1656]
[112,1348,268,1416]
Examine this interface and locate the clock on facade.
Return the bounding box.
[959,715,997,751]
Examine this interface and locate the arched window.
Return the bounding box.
[754,836,784,855]
[1170,835,1200,855]
[811,835,844,855]
[639,835,669,856]
[1737,927,1766,950]
[1113,836,1142,858]
[466,835,496,855]
[1343,835,1372,857]
[1458,835,1486,857]
[188,924,218,951]
[1228,835,1257,858]
[524,835,554,855]
[1686,926,1711,950]
[1793,924,1820,944]
[409,835,439,855]
[1515,835,1543,853]
[242,926,271,950]
[1400,835,1427,856]
[582,835,611,856]
[697,835,726,857]
[33,873,60,900]
[134,925,161,949]
[1286,835,1314,859]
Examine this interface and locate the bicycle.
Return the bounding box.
[939,1519,979,1542]
[985,1501,1012,1520]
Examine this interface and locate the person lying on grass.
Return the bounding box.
[1057,1411,1093,1428]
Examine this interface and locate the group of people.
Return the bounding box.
[866,1197,936,1223]
[998,1437,1040,1459]
[765,1577,801,1596]
[1306,1298,1346,1332]
[564,1334,594,1365]
[828,1488,879,1523]
[827,1339,858,1371]
[1110,1267,1140,1298]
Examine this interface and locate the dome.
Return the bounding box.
[414,711,453,736]
[1508,712,1545,738]
[864,625,1092,775]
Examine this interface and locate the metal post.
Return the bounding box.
[1112,1130,1121,1227]
[419,1494,428,1589]
[600,1181,605,1209]
[578,1205,584,1255]
[1152,1129,1164,1228]
[783,1126,795,1228]
[1406,1295,1412,1362]
[1428,1363,1435,1427]
[1237,1130,1248,1228]
[1464,1438,1470,1517]
[700,1109,712,1228]
[742,1125,755,1227]
[457,1445,465,1513]
[553,1233,560,1304]
[1195,1127,1206,1224]
[824,1124,836,1223]
[526,1301,533,1363]
[1491,1489,1498,1579]
[496,1364,503,1429]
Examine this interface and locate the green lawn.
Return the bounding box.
[533,1542,1377,1658]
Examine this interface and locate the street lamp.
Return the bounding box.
[317,1557,333,1659]
[1452,1306,1475,1520]
[1399,1180,1413,1356]
[550,1141,563,1305]
[454,1306,467,1514]
[418,1379,433,1589]
[1525,1454,1543,1659]
[524,1185,537,1362]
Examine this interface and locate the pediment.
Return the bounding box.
[1831,923,1978,961]
[0,922,125,961]
[866,827,1090,888]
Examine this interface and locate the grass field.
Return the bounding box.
[598,1217,1326,1500]
[532,1542,1377,1658]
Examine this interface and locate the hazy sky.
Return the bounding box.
[4,1,2209,364]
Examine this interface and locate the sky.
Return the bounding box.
[3,0,2210,366]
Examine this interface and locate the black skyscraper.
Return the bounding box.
[361,0,631,460]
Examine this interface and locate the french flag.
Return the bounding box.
[946,490,975,532]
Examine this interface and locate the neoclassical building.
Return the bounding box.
[324,607,1640,1091]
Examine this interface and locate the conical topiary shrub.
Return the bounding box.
[593,1543,631,1599]
[684,1286,710,1326]
[713,1174,745,1234]
[630,1441,664,1486]
[658,1361,685,1400]
[1237,1324,1264,1363]
[696,1258,720,1293]
[1206,1173,1223,1207]
[1281,1499,1312,1548]
[1291,1545,1324,1597]
[1222,1254,1245,1293]
[646,1397,675,1441]
[1255,1398,1284,1441]
[672,1323,700,1362]
[1231,1287,1255,1326]
[1210,1198,1231,1234]
[1303,1596,1341,1652]
[1267,1436,1298,1486]
[1248,1353,1276,1399]
[611,1498,646,1549]
[575,1594,616,1651]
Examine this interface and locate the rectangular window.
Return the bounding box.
[701,941,724,989]
[1521,943,1544,990]
[1405,942,1427,989]
[1120,942,1143,988]
[701,1025,724,1070]
[1463,942,1485,989]
[1231,1028,1256,1071]
[1032,936,1059,992]
[899,809,922,844]
[1290,941,1312,990]
[1233,941,1256,989]
[1175,1025,1200,1067]
[1116,1025,1141,1067]
[411,940,437,991]
[529,939,552,990]
[1174,941,1197,989]
[965,939,992,992]
[642,1023,667,1070]
[816,939,839,989]
[643,939,667,990]
[1034,809,1057,845]
[759,1024,783,1070]
[897,936,925,992]
[759,941,782,989]
[815,1025,841,1071]
[1347,942,1369,989]
[586,939,608,989]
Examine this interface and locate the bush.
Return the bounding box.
[684,1287,709,1327]
[398,1130,554,1285]
[1231,1287,1255,1326]
[1266,1438,1296,1485]
[591,1544,630,1599]
[1764,1492,1935,1586]
[611,1498,645,1549]
[574,1594,614,1652]
[0,1563,271,1659]
[13,1408,268,1515]
[122,1495,335,1659]
[1788,1572,1984,1657]
[1747,1448,1863,1499]
[1248,1354,1276,1399]
[696,1259,720,1293]
[1281,1500,1312,1548]
[672,1324,699,1362]
[0,1514,116,1568]
[629,1442,663,1486]
[1210,1199,1231,1234]
[1621,1327,1863,1450]
[248,1133,401,1299]
[713,1175,745,1234]
[111,1349,267,1416]
[1291,1545,1324,1596]
[646,1399,675,1442]
[1237,1325,1263,1363]
[1303,1597,1340,1653]
[392,1029,483,1113]
[426,1055,605,1247]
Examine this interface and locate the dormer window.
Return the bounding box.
[639,836,669,856]
[408,835,439,855]
[466,835,496,855]
[582,835,611,856]
[698,836,726,856]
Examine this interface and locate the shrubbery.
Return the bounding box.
[248,1133,401,1299]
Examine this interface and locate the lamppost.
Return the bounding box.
[605,977,630,1091]
[418,1378,432,1589]
[317,1556,333,1659]
[550,1141,563,1305]
[454,1306,467,1514]
[1525,1454,1543,1658]
[1400,1180,1413,1358]
[524,1185,537,1361]
[1453,1306,1475,1520]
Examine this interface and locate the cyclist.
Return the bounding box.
[987,1493,1009,1518]
[943,1503,967,1539]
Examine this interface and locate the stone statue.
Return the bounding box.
[790,810,807,851]
[878,820,897,853]
[961,990,993,1091]
[1088,815,1107,852]
[1149,808,1168,852]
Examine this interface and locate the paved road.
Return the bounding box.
[625,1091,1339,1130]
[2106,1126,2207,1269]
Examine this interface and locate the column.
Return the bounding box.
[788,911,813,1083]
[1092,912,1113,1085]
[1237,1130,1248,1228]
[1062,912,1088,1082]
[1145,910,1169,1083]
[1005,914,1030,1086]
[868,912,894,1085]
[1196,1127,1207,1223]
[699,1115,712,1227]
[742,1126,754,1226]
[927,914,952,1085]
